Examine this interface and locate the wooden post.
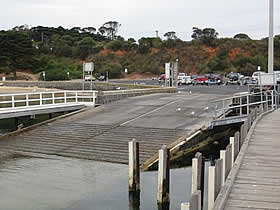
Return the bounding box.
[181,190,201,210]
[157,145,170,204]
[191,152,204,207]
[128,139,140,192]
[208,159,222,210]
[247,95,250,115]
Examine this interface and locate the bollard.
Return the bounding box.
[208,159,222,210]
[157,145,170,204]
[128,140,140,192]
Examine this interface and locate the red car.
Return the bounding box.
[194,75,208,85]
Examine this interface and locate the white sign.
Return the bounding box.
[165,63,170,79]
[125,68,128,73]
[83,62,94,72]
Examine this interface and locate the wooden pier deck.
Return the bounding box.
[224,109,280,209]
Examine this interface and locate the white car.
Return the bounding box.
[84,75,96,81]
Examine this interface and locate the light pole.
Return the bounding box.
[42,71,46,81]
[268,0,274,73]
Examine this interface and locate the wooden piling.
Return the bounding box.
[191,152,204,207]
[128,139,140,192]
[157,145,170,204]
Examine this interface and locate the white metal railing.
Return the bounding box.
[213,89,279,119]
[0,91,97,111]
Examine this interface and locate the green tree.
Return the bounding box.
[164,31,177,40]
[0,31,35,79]
[191,27,218,46]
[76,37,96,60]
[233,33,251,40]
[98,21,121,40]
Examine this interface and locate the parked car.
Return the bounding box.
[84,75,96,81]
[243,77,257,85]
[194,75,208,85]
[158,74,166,83]
[226,72,240,85]
[207,74,222,85]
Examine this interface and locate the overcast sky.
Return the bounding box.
[1,0,280,41]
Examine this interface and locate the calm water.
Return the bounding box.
[0,156,194,210]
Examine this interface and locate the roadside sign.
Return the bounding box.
[165,63,170,79]
[83,62,94,72]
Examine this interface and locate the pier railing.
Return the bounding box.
[213,89,278,120]
[183,95,277,210]
[0,91,97,110]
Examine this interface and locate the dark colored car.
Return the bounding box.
[226,72,240,85]
[207,74,222,85]
[243,77,257,85]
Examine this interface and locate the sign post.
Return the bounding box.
[165,63,170,87]
[83,62,94,90]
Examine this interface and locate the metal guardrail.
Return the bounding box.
[0,91,97,110]
[213,89,279,119]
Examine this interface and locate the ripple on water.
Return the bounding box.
[0,156,192,210]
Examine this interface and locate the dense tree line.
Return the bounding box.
[1,23,280,80]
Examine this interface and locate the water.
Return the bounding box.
[0,156,192,210]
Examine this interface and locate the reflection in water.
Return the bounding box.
[157,203,170,210]
[0,156,191,210]
[129,191,140,210]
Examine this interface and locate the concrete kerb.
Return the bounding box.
[0,105,104,141]
[212,108,275,210]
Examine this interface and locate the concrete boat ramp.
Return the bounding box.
[0,92,229,166]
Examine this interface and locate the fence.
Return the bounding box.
[0,91,97,110]
[214,89,278,119]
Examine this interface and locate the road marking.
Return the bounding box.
[120,100,180,126]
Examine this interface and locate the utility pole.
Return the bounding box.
[155,30,159,38]
[41,32,44,42]
[268,0,274,73]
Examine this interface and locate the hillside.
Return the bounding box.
[1,25,280,80]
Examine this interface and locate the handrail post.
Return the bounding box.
[26,94,29,107]
[64,91,67,104]
[222,100,225,118]
[239,96,242,116]
[52,93,55,104]
[12,95,15,108]
[246,95,249,115]
[75,92,78,103]
[40,93,42,105]
[271,90,275,109]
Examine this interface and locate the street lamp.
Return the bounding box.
[42,71,46,81]
[268,0,274,73]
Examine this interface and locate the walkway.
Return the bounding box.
[225,109,280,209]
